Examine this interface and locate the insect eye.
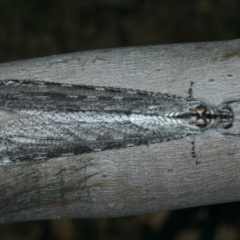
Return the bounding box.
[223,123,233,129]
[222,106,232,111]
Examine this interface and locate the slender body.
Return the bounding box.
[0,80,233,164]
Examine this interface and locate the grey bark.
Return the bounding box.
[0,39,240,223]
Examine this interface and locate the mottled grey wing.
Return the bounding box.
[0,80,200,164]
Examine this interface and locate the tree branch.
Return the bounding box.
[0,39,240,223]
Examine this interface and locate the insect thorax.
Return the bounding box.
[189,104,233,129]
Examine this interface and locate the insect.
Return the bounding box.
[0,80,234,164]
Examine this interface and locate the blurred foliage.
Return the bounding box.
[0,0,240,239]
[0,0,240,62]
[0,203,240,240]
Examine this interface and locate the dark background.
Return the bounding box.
[0,0,240,239]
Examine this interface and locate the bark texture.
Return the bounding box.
[0,39,240,223]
